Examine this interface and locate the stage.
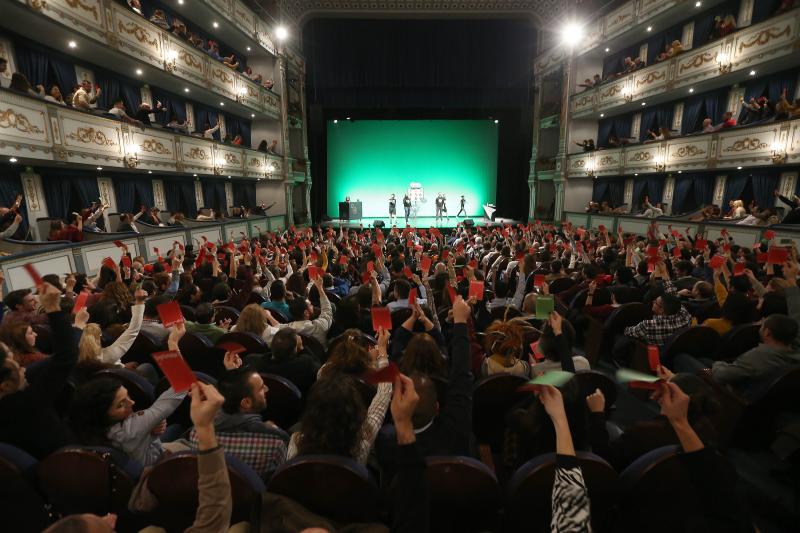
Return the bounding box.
[325,215,523,230]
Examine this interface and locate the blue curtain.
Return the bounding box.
[681,96,705,134]
[95,71,141,115]
[202,181,227,211]
[164,179,199,217]
[703,89,723,126]
[224,116,252,147]
[592,179,609,202]
[134,178,154,209]
[693,174,715,206]
[693,0,742,47]
[602,45,639,79]
[608,178,625,208]
[114,178,136,214]
[41,176,72,220]
[672,176,695,214]
[751,170,779,210]
[613,116,632,140]
[180,181,198,217]
[14,43,49,89]
[751,0,781,24]
[194,105,220,140]
[639,109,658,142]
[632,177,648,210]
[656,105,674,133]
[645,23,683,65]
[49,56,78,97]
[767,70,797,106]
[597,119,614,148]
[0,171,28,239]
[646,175,665,204]
[232,182,256,208]
[723,172,749,207]
[71,175,100,207]
[150,88,187,125]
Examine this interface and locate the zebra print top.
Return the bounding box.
[551,455,592,533]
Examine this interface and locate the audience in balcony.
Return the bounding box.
[776,88,800,120]
[127,0,142,16]
[223,55,240,70]
[188,31,205,51]
[134,101,165,126]
[607,134,631,148]
[575,139,595,152]
[640,197,664,218]
[72,80,101,111]
[117,212,143,233]
[203,117,221,139]
[232,134,243,146]
[643,127,671,143]
[702,117,715,133]
[655,40,685,63]
[171,18,188,39]
[48,213,83,242]
[724,199,747,219]
[710,14,737,40]
[149,9,170,31]
[9,73,41,99]
[108,98,144,128]
[0,58,8,89]
[244,66,262,84]
[166,114,190,134]
[42,85,66,106]
[775,0,800,15]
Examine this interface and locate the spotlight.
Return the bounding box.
[228,176,231,179]
[184,88,189,92]
[333,119,338,124]
[247,46,251,51]
[148,170,152,174]
[193,173,198,177]
[749,70,756,76]
[494,119,499,124]
[605,47,610,53]
[634,173,639,176]
[646,26,652,32]
[213,22,219,28]
[689,88,694,93]
[600,113,604,117]
[276,26,288,41]
[678,170,682,173]
[178,0,183,3]
[136,69,143,75]
[695,1,701,6]
[96,166,103,171]
[737,166,743,170]
[641,102,646,106]
[220,102,225,106]
[560,22,584,47]
[346,117,351,120]
[68,41,77,48]
[251,113,255,118]
[9,157,17,163]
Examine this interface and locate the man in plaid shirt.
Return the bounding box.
[623,262,691,346]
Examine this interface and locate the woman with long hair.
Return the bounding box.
[69,325,188,466]
[480,320,531,378]
[88,281,132,329]
[0,322,46,366]
[232,303,281,341]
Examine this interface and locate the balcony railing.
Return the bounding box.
[15,0,281,119]
[0,89,284,179]
[565,118,800,176]
[569,10,800,117]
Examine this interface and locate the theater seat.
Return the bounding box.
[32,324,53,354]
[180,305,197,322]
[573,370,618,413]
[489,305,522,322]
[217,331,268,355]
[146,451,265,531]
[426,456,501,532]
[268,455,379,524]
[713,323,760,361]
[297,333,325,363]
[548,277,576,294]
[472,374,528,451]
[214,306,241,325]
[94,367,155,410]
[505,451,618,533]
[0,443,52,532]
[660,326,720,365]
[120,330,166,366]
[585,302,651,365]
[260,373,303,430]
[155,372,217,428]
[732,364,800,449]
[179,332,227,378]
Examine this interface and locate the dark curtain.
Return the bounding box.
[0,169,28,239]
[49,56,78,96]
[134,178,155,209]
[224,116,252,147]
[14,43,49,89]
[672,176,695,214]
[681,96,705,134]
[150,88,187,125]
[194,105,221,140]
[693,174,715,206]
[96,71,141,114]
[202,181,226,211]
[597,119,614,148]
[703,89,723,126]
[599,115,634,147]
[693,0,742,47]
[751,170,779,211]
[592,179,609,203]
[751,0,781,24]
[723,172,749,207]
[114,178,136,214]
[232,182,256,208]
[767,70,797,106]
[165,179,198,217]
[645,23,683,65]
[164,179,182,212]
[632,177,648,210]
[639,109,658,142]
[41,176,72,220]
[71,175,100,207]
[180,181,198,217]
[656,105,674,134]
[646,175,665,204]
[602,45,639,79]
[608,178,625,208]
[613,116,632,140]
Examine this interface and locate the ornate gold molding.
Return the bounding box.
[67,127,116,146]
[636,70,666,87]
[185,147,208,160]
[223,152,240,165]
[65,0,98,20]
[28,0,47,12]
[0,108,44,135]
[211,68,233,84]
[118,21,158,47]
[599,156,617,166]
[600,84,623,98]
[723,137,769,152]
[738,25,792,53]
[679,52,716,74]
[628,152,652,162]
[571,159,586,169]
[141,139,172,155]
[248,157,263,168]
[179,50,202,69]
[672,145,707,158]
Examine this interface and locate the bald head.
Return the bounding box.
[44,513,116,533]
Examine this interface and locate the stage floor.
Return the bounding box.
[326,215,522,230]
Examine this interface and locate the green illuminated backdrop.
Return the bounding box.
[327,120,498,218]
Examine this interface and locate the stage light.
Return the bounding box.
[96,166,103,171]
[678,170,682,173]
[560,22,584,47]
[247,46,251,51]
[193,173,197,177]
[600,113,604,117]
[695,1,701,6]
[737,166,743,170]
[251,113,255,118]
[276,26,288,41]
[148,170,152,174]
[641,102,646,106]
[219,102,224,106]
[346,117,351,120]
[68,41,77,48]
[184,88,190,92]
[604,47,610,52]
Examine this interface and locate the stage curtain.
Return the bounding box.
[165,179,198,217]
[14,43,48,88]
[751,170,779,211]
[681,95,705,134]
[646,175,665,205]
[71,175,100,209]
[723,172,749,207]
[693,174,715,206]
[114,177,136,214]
[751,0,781,24]
[672,176,695,214]
[632,177,648,211]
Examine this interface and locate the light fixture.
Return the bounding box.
[276,26,289,41]
[193,173,198,177]
[622,86,633,103]
[717,52,732,74]
[96,166,103,171]
[494,119,499,124]
[604,47,610,53]
[695,1,702,6]
[600,113,604,118]
[124,143,140,168]
[178,0,183,3]
[68,41,77,48]
[184,87,189,93]
[560,22,585,47]
[689,88,694,93]
[136,69,143,76]
[641,102,646,106]
[346,117,351,120]
[737,166,742,170]
[654,156,665,172]
[148,170,152,174]
[251,113,255,118]
[333,119,338,124]
[213,22,219,28]
[9,157,17,163]
[219,102,224,106]
[646,26,652,32]
[771,141,787,164]
[634,173,639,176]
[247,46,251,51]
[227,176,231,179]
[749,70,756,76]
[678,170,683,174]
[166,50,178,71]
[585,160,596,178]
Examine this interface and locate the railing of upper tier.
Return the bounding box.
[564,117,800,176]
[15,0,282,119]
[0,89,284,178]
[202,0,278,56]
[569,10,800,115]
[534,0,682,76]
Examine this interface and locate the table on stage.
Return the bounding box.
[339,201,363,220]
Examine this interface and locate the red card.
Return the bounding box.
[469,280,484,301]
[447,285,457,304]
[764,230,775,241]
[366,261,374,273]
[361,271,372,284]
[646,246,659,258]
[629,380,662,390]
[530,341,544,361]
[102,257,116,270]
[709,255,725,269]
[339,255,349,265]
[73,291,89,314]
[534,274,545,288]
[22,263,43,286]
[152,350,197,392]
[442,249,450,260]
[598,224,606,232]
[768,246,789,265]
[365,362,400,384]
[153,247,160,255]
[307,265,322,280]
[647,345,660,371]
[733,263,745,276]
[156,301,185,327]
[468,259,478,269]
[672,246,682,258]
[694,238,707,251]
[113,240,124,248]
[217,342,246,355]
[403,266,414,279]
[121,255,132,268]
[421,255,432,274]
[408,288,417,306]
[371,307,392,332]
[757,252,769,263]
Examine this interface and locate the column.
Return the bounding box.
[528,181,537,222]
[284,182,294,227]
[553,180,565,221]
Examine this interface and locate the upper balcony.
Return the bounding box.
[0,89,284,179]
[8,0,281,120]
[564,117,800,177]
[569,10,800,119]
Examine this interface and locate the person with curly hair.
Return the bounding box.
[480,319,531,378]
[88,280,132,329]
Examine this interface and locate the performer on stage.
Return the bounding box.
[389,194,397,225]
[435,193,443,222]
[403,194,411,224]
[457,195,466,217]
[441,194,448,221]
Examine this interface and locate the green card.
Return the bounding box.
[615,368,661,384]
[529,370,574,388]
[535,295,554,319]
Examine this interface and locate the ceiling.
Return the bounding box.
[281,0,573,26]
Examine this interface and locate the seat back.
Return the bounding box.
[260,373,303,430]
[180,305,197,322]
[217,331,267,355]
[297,333,325,363]
[0,444,51,532]
[147,451,264,531]
[213,305,241,325]
[38,447,141,519]
[120,330,166,365]
[36,217,62,240]
[713,323,760,361]
[660,326,720,364]
[390,307,413,331]
[268,455,379,524]
[32,324,53,354]
[548,277,576,294]
[573,371,617,412]
[506,451,618,533]
[94,368,155,410]
[472,374,528,450]
[426,456,501,532]
[489,305,522,322]
[570,288,611,310]
[733,365,800,448]
[178,331,214,354]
